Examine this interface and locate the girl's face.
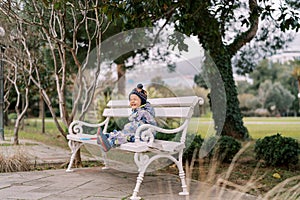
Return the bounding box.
[129,94,141,109]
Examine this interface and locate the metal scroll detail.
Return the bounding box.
[134,153,150,171]
[69,121,83,135]
[140,128,154,144]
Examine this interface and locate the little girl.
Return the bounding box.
[97,84,156,152]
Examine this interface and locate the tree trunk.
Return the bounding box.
[13,119,20,145]
[297,78,300,96]
[4,111,8,126]
[74,149,82,168]
[197,18,249,140]
[20,95,25,130]
[39,92,45,133]
[296,77,300,116]
[117,63,126,95]
[210,53,249,140]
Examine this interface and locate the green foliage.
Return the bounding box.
[194,74,208,89]
[251,79,296,116]
[238,93,262,112]
[250,60,298,93]
[8,113,17,120]
[182,135,241,163]
[264,82,295,114]
[183,134,203,162]
[155,118,181,141]
[154,118,205,162]
[95,93,128,133]
[106,118,129,133]
[4,0,299,143]
[155,132,176,141]
[208,59,249,139]
[81,126,98,136]
[254,133,300,166]
[200,136,242,163]
[213,136,242,163]
[240,59,299,116]
[147,77,176,98]
[201,136,218,158]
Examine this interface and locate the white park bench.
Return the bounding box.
[66,96,204,200]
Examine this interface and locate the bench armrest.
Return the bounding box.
[68,118,109,135]
[135,119,189,143]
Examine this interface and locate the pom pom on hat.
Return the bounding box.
[129,83,147,105]
[137,83,143,89]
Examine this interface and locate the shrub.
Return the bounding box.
[106,118,129,133]
[0,151,31,172]
[254,133,299,166]
[200,136,218,158]
[155,118,182,141]
[183,135,241,164]
[213,136,242,163]
[8,113,17,120]
[155,132,176,141]
[183,134,203,162]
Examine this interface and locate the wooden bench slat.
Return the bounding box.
[102,107,192,118]
[119,140,185,153]
[106,96,201,107]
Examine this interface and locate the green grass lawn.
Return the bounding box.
[245,123,300,140]
[4,117,300,142]
[4,118,68,149]
[243,117,300,122]
[189,117,300,141]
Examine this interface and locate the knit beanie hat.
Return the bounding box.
[129,83,147,105]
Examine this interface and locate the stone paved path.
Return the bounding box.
[0,139,260,200]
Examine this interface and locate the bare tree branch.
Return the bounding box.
[227,0,260,56]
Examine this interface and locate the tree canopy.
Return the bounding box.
[121,0,299,139]
[1,0,300,141]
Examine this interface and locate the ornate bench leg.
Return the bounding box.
[178,170,189,195]
[101,150,109,170]
[66,140,83,172]
[176,153,189,195]
[130,172,144,200]
[130,152,150,200]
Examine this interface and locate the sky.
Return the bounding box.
[287,33,300,51]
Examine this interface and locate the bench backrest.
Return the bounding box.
[102,96,203,143]
[103,96,203,119]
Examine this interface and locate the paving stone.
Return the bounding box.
[0,139,261,200]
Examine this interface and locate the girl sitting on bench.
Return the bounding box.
[97,83,156,152]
